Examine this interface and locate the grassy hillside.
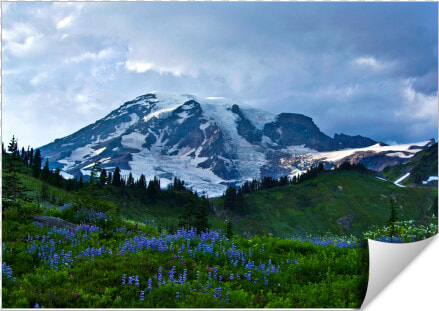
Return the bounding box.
[382,143,438,185]
[212,171,437,237]
[3,150,436,239]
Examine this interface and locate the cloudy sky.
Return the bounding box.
[2,2,437,148]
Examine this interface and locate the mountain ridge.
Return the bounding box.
[39,92,409,196]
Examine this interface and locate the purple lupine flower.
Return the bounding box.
[213,287,222,299]
[140,290,145,302]
[147,278,152,290]
[225,291,231,303]
[158,267,163,285]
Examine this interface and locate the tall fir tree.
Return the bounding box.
[32,149,42,178]
[224,186,236,212]
[20,147,26,163]
[146,176,161,201]
[53,168,62,188]
[106,172,113,185]
[179,194,195,229]
[29,147,34,166]
[225,217,233,240]
[194,195,210,233]
[99,169,107,186]
[112,167,121,187]
[388,198,400,242]
[235,188,245,214]
[5,136,22,202]
[136,174,146,189]
[89,160,102,185]
[41,159,51,182]
[127,173,135,188]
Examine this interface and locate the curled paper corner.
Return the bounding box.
[361,234,437,309]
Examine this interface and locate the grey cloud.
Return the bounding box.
[1,2,437,148]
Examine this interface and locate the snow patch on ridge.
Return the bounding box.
[121,132,146,150]
[423,176,438,184]
[143,106,177,122]
[308,140,431,163]
[394,173,410,187]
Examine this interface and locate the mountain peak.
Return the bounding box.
[39,91,379,196]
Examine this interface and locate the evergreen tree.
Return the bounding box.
[388,198,400,242]
[89,160,102,185]
[5,136,23,202]
[179,194,195,229]
[20,147,26,163]
[127,173,135,188]
[32,149,42,178]
[235,187,245,214]
[29,147,34,166]
[99,169,107,186]
[136,174,146,189]
[112,167,121,187]
[79,176,84,188]
[225,217,233,240]
[53,168,62,188]
[224,186,236,212]
[8,136,19,158]
[194,195,210,233]
[279,176,289,187]
[242,181,251,194]
[41,159,50,182]
[107,172,113,185]
[146,176,161,201]
[171,176,185,191]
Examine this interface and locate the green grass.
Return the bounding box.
[212,171,437,237]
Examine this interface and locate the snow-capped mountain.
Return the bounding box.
[40,91,418,196]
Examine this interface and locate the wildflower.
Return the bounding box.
[213,287,222,299]
[34,303,39,308]
[175,292,180,298]
[225,291,231,303]
[140,290,145,302]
